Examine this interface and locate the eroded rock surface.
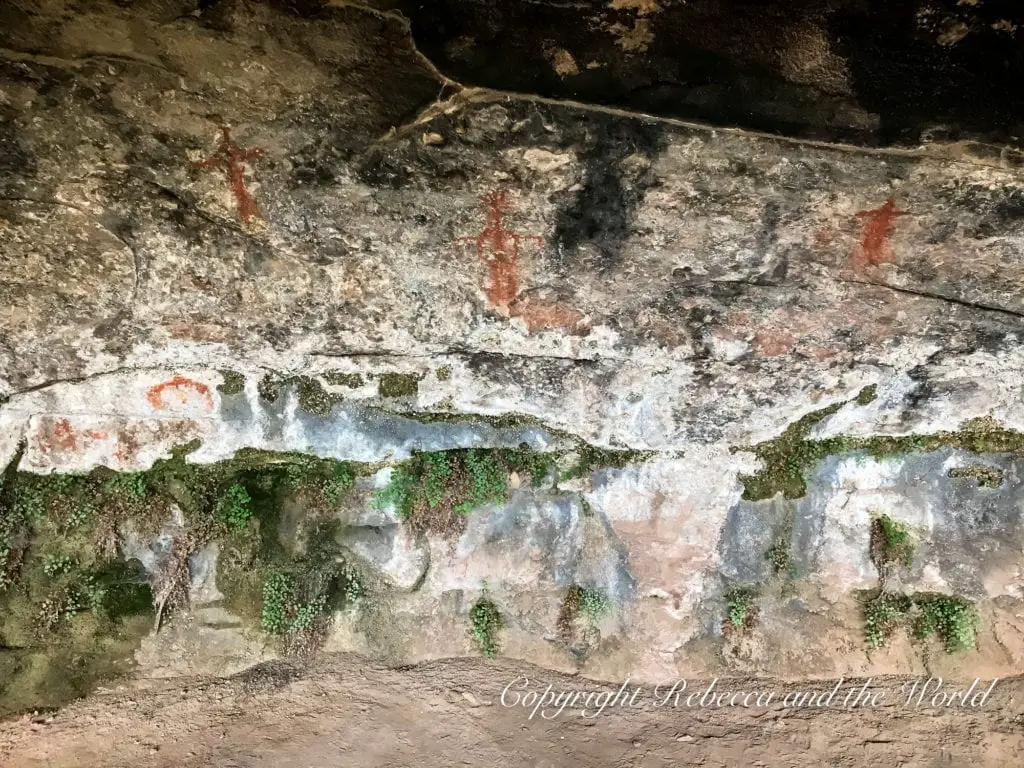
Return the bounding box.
[2,0,1024,710]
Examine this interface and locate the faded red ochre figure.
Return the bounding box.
[853,198,906,266]
[456,190,543,314]
[456,191,586,332]
[147,376,214,411]
[192,126,265,223]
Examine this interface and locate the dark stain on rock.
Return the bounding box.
[971,188,1024,239]
[551,117,664,272]
[938,182,1024,239]
[356,149,411,189]
[396,0,1024,147]
[831,0,1024,146]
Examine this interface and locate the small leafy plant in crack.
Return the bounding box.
[258,558,363,657]
[869,513,915,571]
[765,536,792,577]
[373,448,554,537]
[722,586,758,640]
[863,590,913,649]
[862,590,979,653]
[912,594,979,653]
[215,483,252,533]
[557,584,611,643]
[948,465,1004,489]
[470,594,505,659]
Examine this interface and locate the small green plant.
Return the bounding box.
[11,485,46,525]
[260,572,294,635]
[423,453,453,509]
[724,587,758,634]
[289,593,329,633]
[456,449,507,515]
[913,594,979,653]
[41,554,75,578]
[579,586,611,623]
[83,576,107,614]
[341,563,363,606]
[105,472,148,500]
[61,502,94,530]
[498,447,556,488]
[870,513,915,569]
[470,597,504,658]
[373,449,515,535]
[284,457,355,509]
[216,483,252,532]
[863,591,912,648]
[372,465,417,520]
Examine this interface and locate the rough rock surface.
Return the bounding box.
[2,0,1024,708]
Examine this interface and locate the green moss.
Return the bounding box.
[254,374,343,417]
[217,370,246,396]
[948,465,1004,488]
[257,372,285,404]
[740,408,1024,501]
[855,384,878,406]
[378,373,422,398]
[560,444,655,482]
[578,586,611,623]
[470,597,504,658]
[0,460,155,716]
[738,402,845,501]
[870,513,915,569]
[0,445,369,713]
[294,376,343,417]
[436,365,452,382]
[323,372,364,389]
[765,537,792,576]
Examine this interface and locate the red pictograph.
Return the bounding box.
[147,376,214,411]
[192,126,266,223]
[456,191,544,314]
[853,198,906,266]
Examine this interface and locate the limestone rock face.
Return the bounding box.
[2,0,1024,688]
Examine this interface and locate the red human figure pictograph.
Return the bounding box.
[853,198,906,266]
[192,126,266,223]
[456,190,544,314]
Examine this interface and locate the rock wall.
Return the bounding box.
[1,0,1023,703]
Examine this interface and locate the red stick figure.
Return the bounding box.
[192,126,265,223]
[853,198,907,266]
[456,191,543,314]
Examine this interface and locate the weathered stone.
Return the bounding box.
[3,0,1024,704]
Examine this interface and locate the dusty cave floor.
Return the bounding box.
[0,654,1022,768]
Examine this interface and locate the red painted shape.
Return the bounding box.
[52,419,77,452]
[456,191,544,314]
[147,376,214,411]
[854,199,906,266]
[192,126,266,222]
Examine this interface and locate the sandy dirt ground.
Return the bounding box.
[1,654,1021,767]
